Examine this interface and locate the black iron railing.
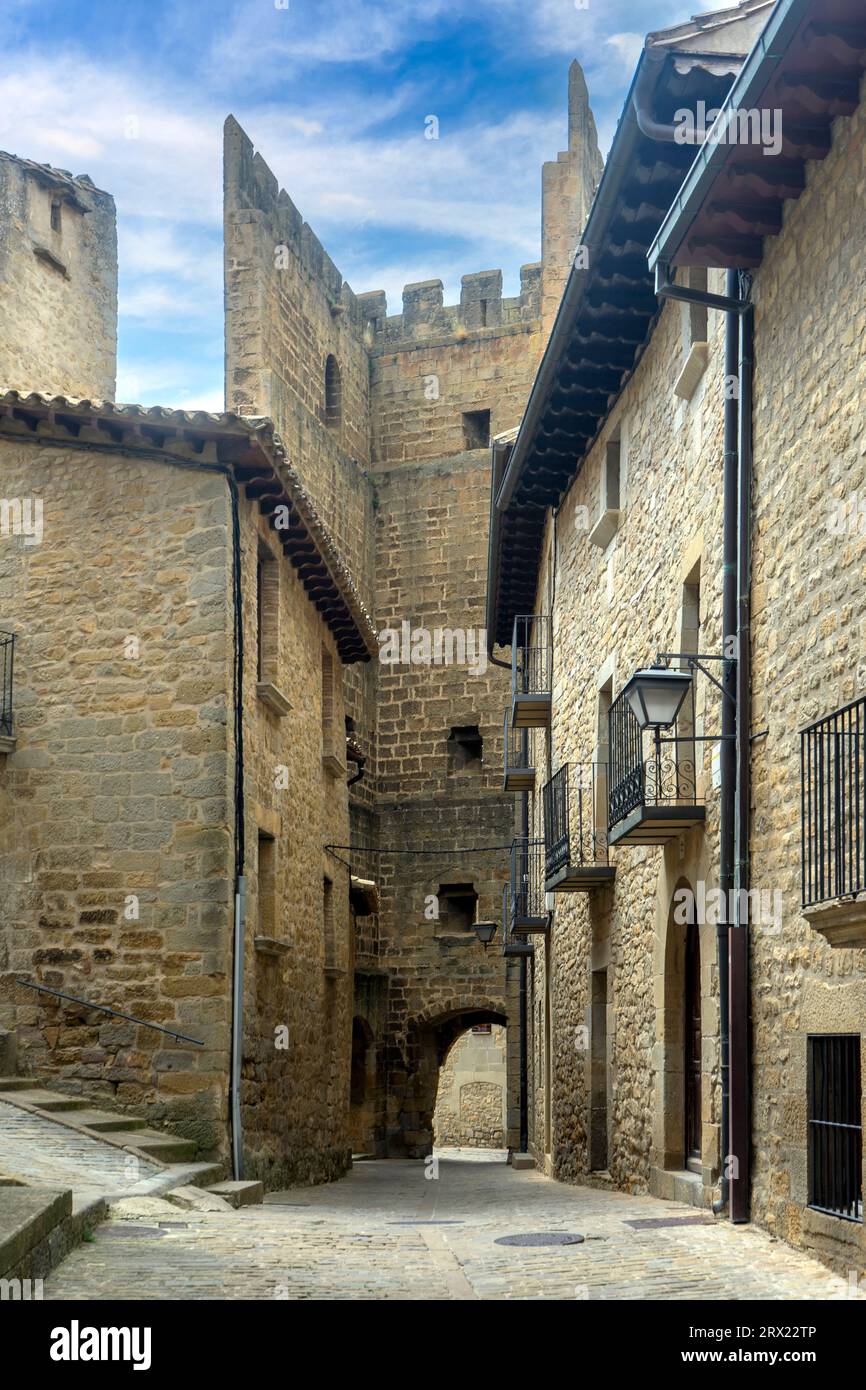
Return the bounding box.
[543,764,608,879]
[501,884,533,956]
[808,1034,862,1222]
[16,978,204,1045]
[509,836,547,926]
[511,615,552,700]
[0,630,13,738]
[802,697,866,908]
[503,709,532,772]
[608,684,699,830]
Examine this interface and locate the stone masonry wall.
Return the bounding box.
[0,155,117,399]
[747,78,866,1275]
[433,1024,507,1148]
[0,443,233,1153]
[523,269,730,1196]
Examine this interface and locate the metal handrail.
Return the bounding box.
[16,979,205,1045]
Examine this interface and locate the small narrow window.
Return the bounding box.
[50,198,62,234]
[325,355,342,428]
[437,883,478,932]
[256,544,279,685]
[257,832,276,939]
[447,724,483,772]
[462,409,490,451]
[321,647,335,757]
[808,1035,862,1221]
[479,299,488,327]
[323,875,340,974]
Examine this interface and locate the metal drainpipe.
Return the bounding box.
[227,475,246,1183]
[655,261,753,1221]
[519,788,530,1153]
[730,281,754,1224]
[713,269,739,1216]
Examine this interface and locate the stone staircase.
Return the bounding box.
[0,1075,263,1282]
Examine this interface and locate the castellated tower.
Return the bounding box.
[0,152,117,399]
[222,64,601,1157]
[541,61,604,340]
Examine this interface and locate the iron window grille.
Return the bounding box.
[543,763,609,879]
[801,697,866,908]
[808,1034,862,1222]
[0,630,14,737]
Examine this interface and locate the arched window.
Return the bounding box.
[324,354,342,428]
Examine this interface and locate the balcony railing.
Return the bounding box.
[802,697,866,911]
[0,630,14,741]
[509,836,549,934]
[501,885,534,957]
[542,764,614,892]
[608,680,705,846]
[503,709,535,792]
[511,614,552,728]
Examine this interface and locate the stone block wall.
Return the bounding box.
[433,1023,507,1148]
[746,79,866,1274]
[0,155,117,399]
[0,443,233,1153]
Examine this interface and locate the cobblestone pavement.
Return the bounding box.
[43,1152,863,1301]
[0,1100,159,1197]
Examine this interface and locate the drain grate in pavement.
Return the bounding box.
[624,1216,714,1230]
[99,1225,168,1238]
[495,1232,585,1247]
[387,1220,465,1226]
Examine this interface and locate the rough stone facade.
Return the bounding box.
[499,23,866,1280]
[0,154,117,400]
[433,1024,506,1148]
[221,79,600,1162]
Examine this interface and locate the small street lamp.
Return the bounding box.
[623,666,692,730]
[473,920,498,949]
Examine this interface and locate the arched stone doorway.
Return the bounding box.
[650,873,714,1207]
[349,1015,377,1154]
[387,1001,509,1157]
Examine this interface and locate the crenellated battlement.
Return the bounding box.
[361,264,542,351]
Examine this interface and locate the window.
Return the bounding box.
[588,427,623,549]
[479,299,488,328]
[808,1035,862,1221]
[323,875,341,975]
[437,882,478,932]
[50,198,62,234]
[324,355,342,428]
[257,832,276,939]
[447,724,483,772]
[462,409,490,451]
[802,696,866,918]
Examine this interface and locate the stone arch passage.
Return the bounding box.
[388,1002,508,1158]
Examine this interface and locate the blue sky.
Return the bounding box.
[1,0,731,409]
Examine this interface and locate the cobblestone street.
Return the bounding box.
[44,1153,862,1301]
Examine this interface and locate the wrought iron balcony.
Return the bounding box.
[542,764,615,892]
[503,709,535,792]
[802,697,866,947]
[500,885,534,957]
[511,614,552,729]
[0,630,14,748]
[608,681,705,846]
[509,836,549,935]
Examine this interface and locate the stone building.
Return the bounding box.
[486,0,866,1277]
[433,1024,507,1149]
[0,64,601,1179]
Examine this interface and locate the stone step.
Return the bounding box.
[510,1153,536,1171]
[3,1090,91,1113]
[66,1110,148,1134]
[111,1131,199,1164]
[0,1187,71,1279]
[205,1179,263,1208]
[0,1077,33,1093]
